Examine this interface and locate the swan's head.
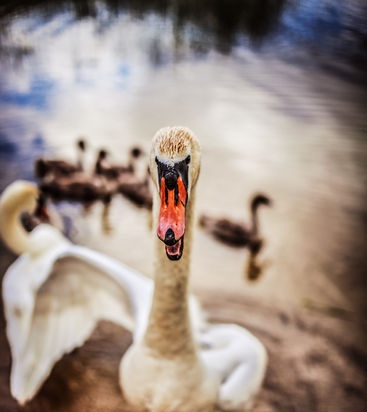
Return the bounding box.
[149,126,201,261]
[0,181,49,231]
[0,181,39,218]
[251,193,272,212]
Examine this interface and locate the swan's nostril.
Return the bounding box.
[164,228,176,246]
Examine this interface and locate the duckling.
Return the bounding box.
[20,192,50,232]
[94,146,144,179]
[34,138,87,179]
[39,173,114,205]
[20,190,67,235]
[199,193,272,253]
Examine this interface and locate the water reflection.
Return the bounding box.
[0,0,287,50]
[0,0,366,317]
[0,1,365,70]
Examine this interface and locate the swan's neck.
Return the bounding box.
[251,204,259,235]
[76,145,85,170]
[77,154,83,170]
[143,191,197,358]
[0,202,33,255]
[250,205,259,235]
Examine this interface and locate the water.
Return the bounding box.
[0,0,366,318]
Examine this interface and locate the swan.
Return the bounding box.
[34,138,87,179]
[0,180,153,404]
[119,126,267,412]
[199,193,272,254]
[1,127,267,411]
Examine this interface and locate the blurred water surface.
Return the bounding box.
[0,0,366,317]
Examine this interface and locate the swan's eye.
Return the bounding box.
[185,155,191,165]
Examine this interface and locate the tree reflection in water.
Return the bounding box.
[0,0,285,63]
[0,0,365,78]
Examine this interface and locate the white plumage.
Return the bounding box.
[1,214,151,403]
[1,126,267,411]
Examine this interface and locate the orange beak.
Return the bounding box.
[157,175,187,242]
[157,175,187,260]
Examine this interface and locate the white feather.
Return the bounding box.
[2,223,152,404]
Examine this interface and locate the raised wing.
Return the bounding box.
[3,247,152,405]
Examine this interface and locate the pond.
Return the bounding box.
[0,0,366,319]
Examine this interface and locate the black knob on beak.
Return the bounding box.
[164,228,176,246]
[165,171,178,190]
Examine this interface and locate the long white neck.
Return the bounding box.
[0,193,34,256]
[143,189,197,358]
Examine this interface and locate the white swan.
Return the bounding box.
[0,180,153,404]
[120,126,267,412]
[0,127,267,411]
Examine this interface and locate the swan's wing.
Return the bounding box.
[69,245,153,339]
[3,248,152,405]
[200,324,267,411]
